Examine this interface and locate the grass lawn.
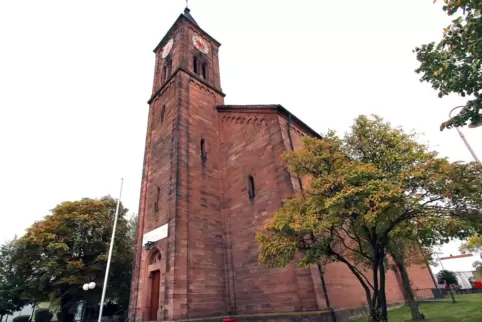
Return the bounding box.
[352,293,482,321]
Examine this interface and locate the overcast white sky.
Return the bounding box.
[0,0,480,270]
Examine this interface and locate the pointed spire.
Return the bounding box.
[183,6,199,26]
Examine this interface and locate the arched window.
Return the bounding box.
[193,56,207,80]
[200,138,206,160]
[202,62,207,80]
[161,105,166,124]
[248,175,255,200]
[193,56,198,74]
[150,250,161,265]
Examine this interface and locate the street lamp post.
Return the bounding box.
[78,282,96,322]
[449,106,481,163]
[97,178,124,322]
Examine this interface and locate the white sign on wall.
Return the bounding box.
[143,223,169,245]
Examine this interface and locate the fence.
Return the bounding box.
[413,288,444,301]
[78,304,126,322]
[414,286,482,303]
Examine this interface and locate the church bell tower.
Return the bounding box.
[129,6,228,322]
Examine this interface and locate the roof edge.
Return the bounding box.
[216,104,321,139]
[148,67,226,104]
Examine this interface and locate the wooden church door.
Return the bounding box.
[149,271,160,320]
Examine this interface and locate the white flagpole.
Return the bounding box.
[98,178,124,322]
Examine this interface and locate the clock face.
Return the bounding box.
[161,39,174,59]
[192,35,209,54]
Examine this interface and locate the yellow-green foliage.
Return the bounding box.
[257,115,482,320]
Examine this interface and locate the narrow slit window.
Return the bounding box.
[193,56,198,74]
[166,60,172,77]
[200,138,206,160]
[248,175,255,200]
[161,105,166,124]
[162,66,167,83]
[154,186,160,212]
[202,63,207,80]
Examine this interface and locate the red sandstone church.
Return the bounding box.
[128,7,436,322]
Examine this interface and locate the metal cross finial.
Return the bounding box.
[186,0,188,8]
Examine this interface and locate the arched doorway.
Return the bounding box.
[148,249,162,321]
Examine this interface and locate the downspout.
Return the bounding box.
[287,113,304,192]
[287,113,336,321]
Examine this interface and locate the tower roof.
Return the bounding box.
[153,7,221,53]
[183,7,198,26]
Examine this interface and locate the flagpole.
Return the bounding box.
[98,178,124,322]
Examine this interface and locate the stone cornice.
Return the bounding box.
[148,67,225,104]
[217,104,321,139]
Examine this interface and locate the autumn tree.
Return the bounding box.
[12,196,134,322]
[459,235,482,269]
[460,235,482,254]
[257,115,482,322]
[414,0,482,130]
[0,238,29,321]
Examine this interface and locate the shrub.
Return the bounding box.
[12,315,30,322]
[34,309,53,322]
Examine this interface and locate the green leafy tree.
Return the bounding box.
[257,115,482,322]
[414,0,482,130]
[0,238,29,321]
[472,260,481,270]
[127,214,138,252]
[437,270,459,285]
[12,196,134,322]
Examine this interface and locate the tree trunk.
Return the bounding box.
[369,253,386,322]
[447,287,456,303]
[379,259,388,321]
[368,292,385,322]
[1,314,4,322]
[393,255,425,320]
